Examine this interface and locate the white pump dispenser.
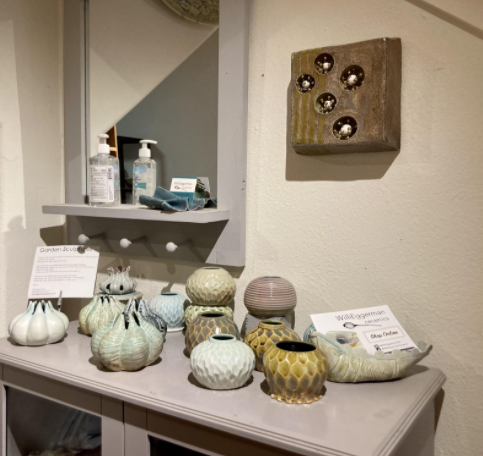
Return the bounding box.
[97,134,110,154]
[133,139,157,205]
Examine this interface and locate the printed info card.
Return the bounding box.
[310,305,417,355]
[28,246,99,299]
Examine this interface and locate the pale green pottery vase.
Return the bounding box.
[79,294,124,336]
[148,292,186,332]
[185,267,236,307]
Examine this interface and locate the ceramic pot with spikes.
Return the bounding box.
[79,294,124,336]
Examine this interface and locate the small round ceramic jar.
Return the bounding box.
[185,267,236,306]
[148,292,186,332]
[99,266,136,295]
[184,304,234,326]
[190,334,255,390]
[244,320,301,371]
[185,312,240,355]
[263,341,329,404]
[244,276,296,317]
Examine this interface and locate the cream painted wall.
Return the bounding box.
[0,1,65,336]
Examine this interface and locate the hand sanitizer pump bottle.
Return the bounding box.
[88,134,120,207]
[133,139,157,206]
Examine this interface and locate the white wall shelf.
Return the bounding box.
[42,204,230,224]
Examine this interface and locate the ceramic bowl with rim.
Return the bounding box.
[148,292,186,332]
[244,276,297,317]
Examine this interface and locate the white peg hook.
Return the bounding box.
[166,240,192,253]
[78,234,89,245]
[120,238,132,249]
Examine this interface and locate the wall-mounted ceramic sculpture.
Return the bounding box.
[79,294,124,336]
[244,320,300,371]
[185,304,233,326]
[263,341,329,404]
[244,276,297,317]
[308,331,432,383]
[185,312,240,355]
[186,267,236,307]
[127,298,167,334]
[148,292,186,332]
[9,301,69,346]
[99,266,136,295]
[91,305,165,372]
[190,334,255,390]
[291,38,401,154]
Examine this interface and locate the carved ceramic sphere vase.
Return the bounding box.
[244,320,301,371]
[79,294,125,336]
[99,266,136,295]
[184,304,234,326]
[185,312,240,355]
[244,276,297,317]
[263,341,329,404]
[148,292,186,332]
[190,334,255,390]
[185,267,236,307]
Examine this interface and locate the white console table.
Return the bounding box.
[0,322,445,456]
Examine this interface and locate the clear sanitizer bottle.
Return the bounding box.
[133,139,157,205]
[88,134,120,207]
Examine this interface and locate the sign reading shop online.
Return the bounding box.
[310,305,417,355]
[28,246,99,299]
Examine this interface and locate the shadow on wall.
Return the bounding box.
[285,85,399,182]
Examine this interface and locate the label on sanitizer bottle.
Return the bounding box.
[90,166,114,202]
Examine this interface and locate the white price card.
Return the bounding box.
[310,305,417,355]
[28,246,100,299]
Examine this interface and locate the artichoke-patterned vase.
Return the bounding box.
[244,320,301,371]
[91,305,165,371]
[185,312,240,355]
[191,334,255,390]
[148,292,186,332]
[79,294,125,336]
[185,304,233,326]
[127,298,167,335]
[99,266,136,295]
[186,267,236,306]
[263,341,329,404]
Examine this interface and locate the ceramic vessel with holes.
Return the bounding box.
[127,298,167,335]
[148,292,186,332]
[190,334,255,390]
[184,304,233,326]
[185,312,240,355]
[263,341,329,404]
[185,267,236,307]
[91,305,165,372]
[244,276,296,317]
[9,301,69,346]
[99,266,136,295]
[79,294,125,336]
[244,320,301,371]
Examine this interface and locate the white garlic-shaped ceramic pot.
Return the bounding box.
[79,294,124,336]
[99,266,136,295]
[190,334,255,390]
[148,292,186,332]
[9,301,69,346]
[185,267,236,306]
[184,304,234,326]
[91,306,165,372]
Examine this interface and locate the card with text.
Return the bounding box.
[310,305,417,355]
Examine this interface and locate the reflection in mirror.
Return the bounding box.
[89,0,219,204]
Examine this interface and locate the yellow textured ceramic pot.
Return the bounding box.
[244,320,300,371]
[263,341,329,404]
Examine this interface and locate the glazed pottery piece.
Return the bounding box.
[99,266,136,295]
[244,276,297,317]
[241,312,294,339]
[185,267,236,306]
[263,341,329,404]
[185,312,240,355]
[190,334,255,390]
[79,294,125,336]
[9,301,69,346]
[127,298,167,334]
[303,323,316,342]
[308,331,432,383]
[148,292,186,332]
[115,291,143,304]
[244,320,301,371]
[184,304,233,326]
[91,305,165,371]
[162,0,219,25]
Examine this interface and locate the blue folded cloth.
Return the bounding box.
[139,187,217,212]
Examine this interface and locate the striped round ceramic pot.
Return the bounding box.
[184,304,233,326]
[190,334,255,390]
[148,292,186,332]
[79,294,125,336]
[263,341,329,404]
[244,320,300,371]
[185,267,236,306]
[185,312,240,355]
[244,276,296,317]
